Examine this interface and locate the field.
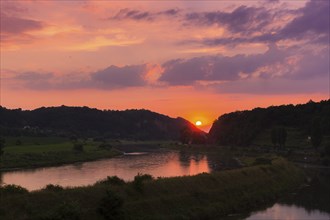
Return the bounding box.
[0,136,121,169]
[0,157,304,220]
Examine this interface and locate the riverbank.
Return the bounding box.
[0,158,304,220]
[0,136,123,170]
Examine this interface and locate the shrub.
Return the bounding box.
[98,190,124,220]
[44,184,64,192]
[0,184,28,195]
[97,176,125,185]
[133,173,153,192]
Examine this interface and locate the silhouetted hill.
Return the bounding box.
[209,100,330,147]
[0,106,202,140]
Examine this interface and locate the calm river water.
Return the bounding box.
[1,151,330,220]
[0,151,211,191]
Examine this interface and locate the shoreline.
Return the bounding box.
[1,158,305,219]
[0,149,123,172]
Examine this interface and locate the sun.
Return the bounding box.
[195,121,202,126]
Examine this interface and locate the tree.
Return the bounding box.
[271,127,287,149]
[311,118,323,150]
[179,127,192,144]
[0,138,5,158]
[278,127,287,148]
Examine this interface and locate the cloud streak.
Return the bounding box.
[110,8,180,21]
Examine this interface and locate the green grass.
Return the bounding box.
[0,136,122,169]
[0,158,304,220]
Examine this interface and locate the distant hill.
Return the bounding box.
[209,100,330,147]
[0,106,202,140]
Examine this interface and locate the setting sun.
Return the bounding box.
[195,121,202,126]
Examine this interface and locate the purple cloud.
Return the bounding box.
[15,72,54,80]
[185,6,273,35]
[193,0,329,46]
[280,0,329,37]
[112,9,152,21]
[110,8,180,21]
[0,13,43,34]
[90,64,147,88]
[10,64,148,90]
[159,45,288,85]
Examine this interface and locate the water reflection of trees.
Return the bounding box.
[178,150,190,165]
[178,151,205,165]
[280,168,330,214]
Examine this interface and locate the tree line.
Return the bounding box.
[209,100,329,148]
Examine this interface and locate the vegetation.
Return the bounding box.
[209,100,330,148]
[0,105,203,140]
[271,127,287,149]
[0,137,4,158]
[311,118,323,150]
[0,136,121,169]
[0,158,304,220]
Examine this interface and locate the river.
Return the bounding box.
[1,150,329,220]
[0,150,213,191]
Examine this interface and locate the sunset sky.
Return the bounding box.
[1,0,329,131]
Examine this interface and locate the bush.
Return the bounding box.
[133,173,153,192]
[0,184,28,195]
[44,184,64,192]
[97,176,125,185]
[98,190,124,220]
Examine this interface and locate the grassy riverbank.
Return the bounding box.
[0,158,304,220]
[0,136,122,170]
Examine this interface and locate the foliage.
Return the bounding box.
[0,184,28,195]
[179,127,192,144]
[44,184,64,192]
[0,137,5,157]
[0,136,121,169]
[133,173,153,192]
[271,127,287,148]
[96,176,125,185]
[0,106,201,140]
[98,190,124,220]
[311,118,323,150]
[179,127,207,144]
[209,100,330,146]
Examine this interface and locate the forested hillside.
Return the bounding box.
[209,100,330,147]
[0,106,200,140]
